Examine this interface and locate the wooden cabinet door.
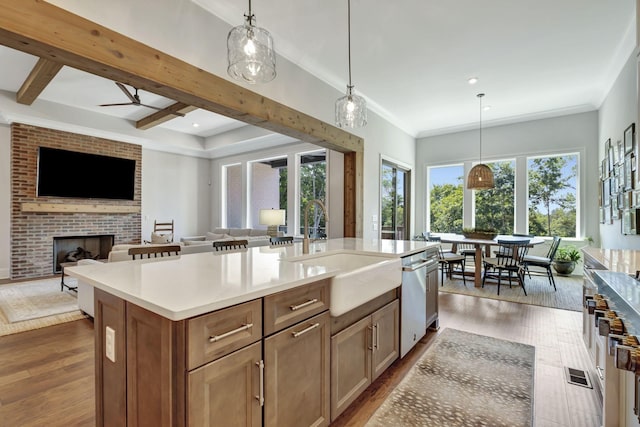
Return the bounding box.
[330,316,372,421]
[426,267,439,328]
[264,311,330,427]
[371,300,399,381]
[187,342,262,427]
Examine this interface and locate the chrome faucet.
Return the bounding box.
[303,199,329,254]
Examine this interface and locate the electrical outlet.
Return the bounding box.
[372,214,378,222]
[373,223,378,231]
[105,326,116,363]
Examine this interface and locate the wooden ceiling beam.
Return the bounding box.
[136,102,198,130]
[0,0,363,154]
[16,57,63,105]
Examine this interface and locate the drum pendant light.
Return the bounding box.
[227,0,276,84]
[467,93,494,190]
[335,0,367,128]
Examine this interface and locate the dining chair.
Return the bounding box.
[128,245,181,260]
[437,246,466,286]
[213,240,248,251]
[270,236,294,245]
[428,235,451,254]
[521,236,561,291]
[457,243,476,264]
[482,239,529,295]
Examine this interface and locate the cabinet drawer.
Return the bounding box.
[264,279,330,335]
[187,299,262,370]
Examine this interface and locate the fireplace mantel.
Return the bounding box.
[22,202,140,214]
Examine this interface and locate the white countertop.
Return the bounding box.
[66,238,437,321]
[583,247,640,274]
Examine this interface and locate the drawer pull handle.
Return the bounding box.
[596,365,604,380]
[292,322,320,338]
[209,323,253,343]
[255,360,264,406]
[290,298,318,311]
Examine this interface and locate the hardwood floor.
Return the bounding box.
[0,293,600,427]
[0,319,95,427]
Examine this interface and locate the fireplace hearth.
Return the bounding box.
[53,235,114,273]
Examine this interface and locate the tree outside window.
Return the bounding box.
[474,160,515,234]
[528,154,577,237]
[299,151,327,237]
[428,165,463,233]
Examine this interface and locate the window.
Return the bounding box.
[224,164,242,228]
[381,160,410,240]
[428,164,463,233]
[474,160,515,234]
[249,156,287,230]
[299,150,327,237]
[527,154,578,238]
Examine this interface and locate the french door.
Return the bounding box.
[381,160,410,240]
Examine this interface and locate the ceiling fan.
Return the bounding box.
[99,82,185,117]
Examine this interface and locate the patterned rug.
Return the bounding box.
[0,278,87,336]
[439,272,583,312]
[366,328,535,427]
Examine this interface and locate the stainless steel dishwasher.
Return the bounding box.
[401,249,438,357]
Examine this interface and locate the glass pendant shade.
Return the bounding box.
[227,22,276,84]
[335,86,367,128]
[467,163,495,189]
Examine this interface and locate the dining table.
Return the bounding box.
[433,233,545,287]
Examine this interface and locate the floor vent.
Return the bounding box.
[565,367,592,388]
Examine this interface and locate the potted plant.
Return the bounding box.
[553,245,581,276]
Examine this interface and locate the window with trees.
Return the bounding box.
[299,150,327,237]
[474,160,515,234]
[428,164,463,233]
[381,160,410,240]
[528,154,577,238]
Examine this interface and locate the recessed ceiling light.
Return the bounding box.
[192,123,200,128]
[467,77,479,85]
[483,105,492,111]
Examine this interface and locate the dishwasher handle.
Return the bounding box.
[403,259,436,272]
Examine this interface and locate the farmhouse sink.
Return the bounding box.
[289,253,402,316]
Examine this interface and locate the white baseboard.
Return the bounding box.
[0,267,8,279]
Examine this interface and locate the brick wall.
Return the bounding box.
[11,123,142,279]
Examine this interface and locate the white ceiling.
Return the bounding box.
[0,0,636,150]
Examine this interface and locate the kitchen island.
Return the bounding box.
[66,238,437,426]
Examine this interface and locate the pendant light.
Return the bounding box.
[467,93,494,190]
[335,0,367,128]
[227,0,276,84]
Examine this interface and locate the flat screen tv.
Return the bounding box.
[37,147,136,200]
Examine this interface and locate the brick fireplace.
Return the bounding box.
[10,123,142,279]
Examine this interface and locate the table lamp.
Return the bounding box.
[259,208,286,237]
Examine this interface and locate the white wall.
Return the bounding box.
[598,50,640,249]
[0,124,9,278]
[141,149,211,241]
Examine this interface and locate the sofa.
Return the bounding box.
[77,242,215,316]
[180,227,275,248]
[77,230,273,316]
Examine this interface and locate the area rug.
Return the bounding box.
[439,273,583,312]
[366,328,535,427]
[0,278,86,336]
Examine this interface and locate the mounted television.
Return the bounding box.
[37,147,136,200]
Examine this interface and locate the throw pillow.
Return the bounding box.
[206,232,227,241]
[151,232,172,244]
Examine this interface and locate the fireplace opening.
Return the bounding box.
[53,235,114,273]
